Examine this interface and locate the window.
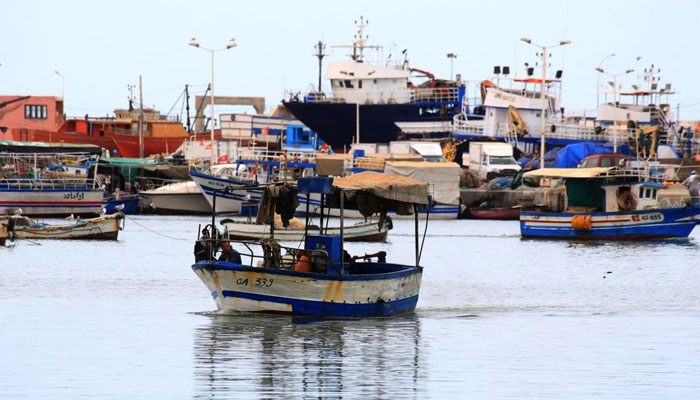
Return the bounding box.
[333,80,343,88]
[600,157,612,167]
[344,80,353,88]
[358,80,363,89]
[24,105,48,120]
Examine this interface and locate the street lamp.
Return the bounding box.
[596,53,616,108]
[54,70,65,99]
[447,53,457,81]
[189,37,237,165]
[595,67,634,152]
[521,38,571,169]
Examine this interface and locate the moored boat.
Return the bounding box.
[1,211,124,242]
[191,172,430,317]
[0,153,105,217]
[519,167,700,239]
[140,180,211,215]
[221,217,389,242]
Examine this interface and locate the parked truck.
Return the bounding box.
[468,142,521,180]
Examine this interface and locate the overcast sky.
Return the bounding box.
[2,0,699,122]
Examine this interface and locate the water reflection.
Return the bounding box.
[193,313,424,399]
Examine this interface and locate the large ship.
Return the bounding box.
[452,62,700,159]
[283,18,476,150]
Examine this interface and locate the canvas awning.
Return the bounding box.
[384,161,460,205]
[523,167,614,179]
[332,171,430,204]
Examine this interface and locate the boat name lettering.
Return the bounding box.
[255,278,274,287]
[639,213,663,222]
[236,278,249,286]
[493,92,516,103]
[63,192,85,200]
[235,277,274,287]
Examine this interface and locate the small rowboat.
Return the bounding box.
[1,212,124,243]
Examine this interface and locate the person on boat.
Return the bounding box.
[218,241,242,264]
[194,229,212,262]
[683,170,699,205]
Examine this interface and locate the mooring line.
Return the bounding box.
[125,216,190,241]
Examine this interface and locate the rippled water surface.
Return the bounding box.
[2,216,700,399]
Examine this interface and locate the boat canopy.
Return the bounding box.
[384,161,460,205]
[332,171,430,205]
[523,167,614,179]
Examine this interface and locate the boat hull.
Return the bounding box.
[0,186,105,217]
[141,192,211,215]
[223,220,388,242]
[467,206,521,220]
[283,101,455,149]
[192,262,422,317]
[190,170,262,215]
[103,194,141,214]
[520,206,700,240]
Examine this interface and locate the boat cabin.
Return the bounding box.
[525,167,664,213]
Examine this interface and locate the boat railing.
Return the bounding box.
[286,86,460,105]
[452,116,485,135]
[0,177,100,190]
[658,197,697,209]
[236,148,317,165]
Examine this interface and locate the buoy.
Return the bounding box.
[294,254,311,272]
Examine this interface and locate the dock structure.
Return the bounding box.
[193,96,265,133]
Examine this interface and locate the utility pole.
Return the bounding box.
[139,75,144,159]
[314,40,327,93]
[185,84,191,133]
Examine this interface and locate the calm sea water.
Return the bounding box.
[2,215,700,399]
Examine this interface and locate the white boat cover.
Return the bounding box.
[384,161,461,205]
[332,171,430,205]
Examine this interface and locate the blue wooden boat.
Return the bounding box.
[520,167,700,239]
[191,172,431,317]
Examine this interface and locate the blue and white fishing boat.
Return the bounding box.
[191,172,430,317]
[190,154,315,215]
[520,167,700,239]
[0,153,105,217]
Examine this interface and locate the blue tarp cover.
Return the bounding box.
[519,142,613,169]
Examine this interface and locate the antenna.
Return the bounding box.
[332,17,380,63]
[314,40,327,92]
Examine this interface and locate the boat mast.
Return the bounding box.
[185,84,191,133]
[314,40,326,93]
[139,75,144,159]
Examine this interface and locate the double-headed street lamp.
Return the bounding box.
[596,53,616,108]
[595,67,634,152]
[520,38,571,169]
[189,37,237,164]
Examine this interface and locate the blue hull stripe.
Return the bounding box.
[221,290,418,317]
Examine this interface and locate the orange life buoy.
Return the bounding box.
[294,255,311,272]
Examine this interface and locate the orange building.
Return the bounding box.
[0,96,64,140]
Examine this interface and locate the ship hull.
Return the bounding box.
[282,101,455,149]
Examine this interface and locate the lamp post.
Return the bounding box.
[595,67,634,152]
[521,38,571,169]
[447,53,457,81]
[189,37,237,165]
[54,70,65,99]
[596,53,616,108]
